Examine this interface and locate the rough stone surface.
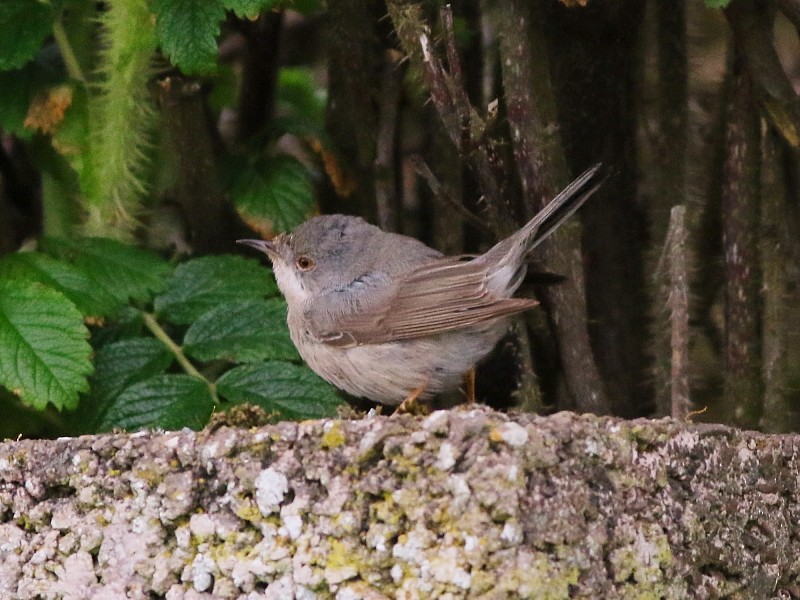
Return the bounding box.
[0,407,798,599]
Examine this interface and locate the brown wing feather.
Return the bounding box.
[314,256,536,347]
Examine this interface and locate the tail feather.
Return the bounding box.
[522,163,604,251]
[481,163,605,294]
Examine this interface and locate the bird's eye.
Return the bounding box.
[296,255,315,271]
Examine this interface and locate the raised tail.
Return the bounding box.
[521,162,605,252]
[480,163,605,294]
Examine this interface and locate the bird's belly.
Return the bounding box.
[291,326,507,406]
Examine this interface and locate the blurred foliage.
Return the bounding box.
[1,0,800,439]
[0,0,341,437]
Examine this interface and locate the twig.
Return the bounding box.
[654,206,691,420]
[726,0,800,148]
[409,154,494,235]
[142,312,220,404]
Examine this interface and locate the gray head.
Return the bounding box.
[238,214,383,305]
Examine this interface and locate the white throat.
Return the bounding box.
[271,262,311,306]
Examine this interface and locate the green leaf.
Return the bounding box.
[276,67,326,129]
[40,237,171,304]
[222,0,279,18]
[152,0,225,75]
[0,0,54,70]
[66,337,173,432]
[154,255,277,325]
[95,374,215,432]
[89,305,145,347]
[184,298,299,363]
[0,66,35,137]
[0,54,64,137]
[0,252,122,317]
[232,155,317,238]
[0,279,92,411]
[216,361,342,420]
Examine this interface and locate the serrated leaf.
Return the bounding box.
[96,374,215,432]
[0,279,92,411]
[66,337,173,433]
[91,337,173,401]
[184,298,298,363]
[154,255,277,325]
[0,252,122,317]
[89,305,145,347]
[232,155,317,239]
[40,237,171,304]
[152,0,225,75]
[0,0,54,70]
[216,361,342,420]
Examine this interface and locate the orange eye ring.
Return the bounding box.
[296,256,315,271]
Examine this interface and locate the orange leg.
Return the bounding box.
[463,367,476,404]
[394,380,429,415]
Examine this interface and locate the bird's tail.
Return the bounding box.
[520,163,605,252]
[480,163,605,294]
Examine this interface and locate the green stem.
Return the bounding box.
[52,19,86,83]
[142,312,220,404]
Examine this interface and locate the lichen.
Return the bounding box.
[321,421,346,449]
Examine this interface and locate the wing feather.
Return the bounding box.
[307,256,536,347]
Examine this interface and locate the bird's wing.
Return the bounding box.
[304,256,536,347]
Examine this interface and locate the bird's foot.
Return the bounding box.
[393,381,430,416]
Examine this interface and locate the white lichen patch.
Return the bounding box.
[189,513,216,540]
[255,468,289,516]
[435,442,456,471]
[501,520,524,546]
[491,422,529,447]
[427,545,471,589]
[188,552,216,591]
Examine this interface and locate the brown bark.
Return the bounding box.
[157,76,242,254]
[720,69,762,429]
[323,0,385,222]
[487,1,610,415]
[759,131,793,432]
[545,0,651,418]
[234,10,283,143]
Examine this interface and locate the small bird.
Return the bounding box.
[239,164,603,408]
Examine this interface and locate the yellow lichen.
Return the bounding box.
[321,421,346,449]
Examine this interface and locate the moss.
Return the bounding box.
[609,525,673,598]
[233,499,262,523]
[492,553,580,599]
[325,539,361,584]
[133,467,163,487]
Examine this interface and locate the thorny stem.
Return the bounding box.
[142,312,220,404]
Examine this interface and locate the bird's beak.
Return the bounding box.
[237,238,275,255]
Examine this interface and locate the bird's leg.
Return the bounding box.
[463,367,476,404]
[394,380,429,415]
